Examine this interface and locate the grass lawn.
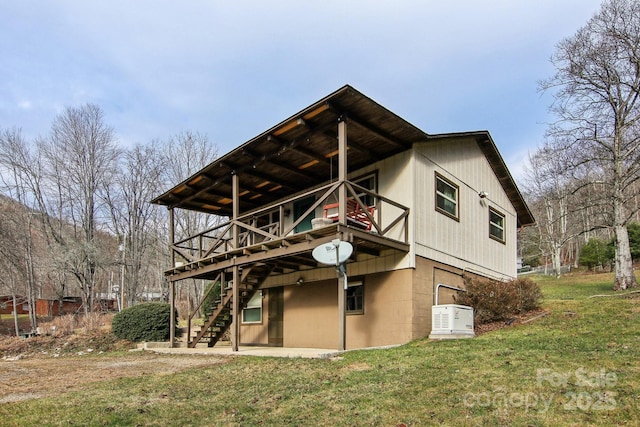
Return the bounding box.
[1,273,639,426]
[0,314,29,320]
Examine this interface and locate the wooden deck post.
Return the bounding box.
[232,266,240,351]
[231,173,240,352]
[338,118,347,224]
[338,118,347,351]
[169,280,176,347]
[338,275,346,351]
[169,208,176,347]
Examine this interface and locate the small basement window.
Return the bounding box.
[242,291,262,323]
[346,280,364,315]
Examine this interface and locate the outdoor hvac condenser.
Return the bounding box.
[429,304,475,339]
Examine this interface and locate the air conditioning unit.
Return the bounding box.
[429,304,475,339]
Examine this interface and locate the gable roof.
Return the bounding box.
[151,85,534,227]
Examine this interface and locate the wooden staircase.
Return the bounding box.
[188,263,274,348]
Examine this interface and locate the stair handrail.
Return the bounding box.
[190,290,233,347]
[187,271,222,346]
[189,264,276,348]
[189,266,254,347]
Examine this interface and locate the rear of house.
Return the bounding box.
[152,85,533,351]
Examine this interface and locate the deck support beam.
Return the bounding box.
[338,118,347,225]
[169,280,176,347]
[338,274,347,351]
[169,208,176,347]
[232,265,240,351]
[337,118,347,351]
[231,173,240,352]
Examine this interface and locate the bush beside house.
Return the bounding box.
[455,277,542,324]
[112,303,178,342]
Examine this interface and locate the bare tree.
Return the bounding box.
[540,0,640,290]
[522,147,583,277]
[0,128,90,316]
[36,104,120,312]
[104,143,167,307]
[162,131,220,238]
[0,196,31,333]
[160,131,219,313]
[0,129,44,330]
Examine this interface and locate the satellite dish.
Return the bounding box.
[312,240,353,266]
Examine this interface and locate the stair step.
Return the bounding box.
[190,265,272,349]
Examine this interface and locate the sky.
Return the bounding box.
[1,0,604,181]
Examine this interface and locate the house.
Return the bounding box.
[35,297,85,317]
[151,85,534,351]
[0,295,29,315]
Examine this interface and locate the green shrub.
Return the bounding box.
[580,238,613,270]
[111,303,178,342]
[454,277,542,324]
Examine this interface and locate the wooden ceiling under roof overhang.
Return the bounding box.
[151,85,429,216]
[151,85,535,228]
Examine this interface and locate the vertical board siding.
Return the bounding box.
[413,138,517,279]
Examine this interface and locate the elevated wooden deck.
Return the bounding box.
[168,222,409,282]
[166,180,410,283]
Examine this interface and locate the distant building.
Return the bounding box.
[35,297,83,317]
[0,295,29,315]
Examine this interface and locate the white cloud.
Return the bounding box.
[17,100,32,110]
[0,0,603,158]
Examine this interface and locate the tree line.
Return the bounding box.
[519,0,640,290]
[0,105,219,331]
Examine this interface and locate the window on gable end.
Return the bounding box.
[489,207,505,243]
[435,173,459,220]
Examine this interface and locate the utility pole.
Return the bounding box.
[119,240,126,310]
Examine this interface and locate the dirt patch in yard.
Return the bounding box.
[474,309,549,335]
[0,351,225,403]
[0,328,226,404]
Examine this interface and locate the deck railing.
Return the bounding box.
[170,180,409,266]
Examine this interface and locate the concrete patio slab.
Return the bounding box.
[139,343,343,359]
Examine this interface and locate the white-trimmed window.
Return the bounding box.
[435,173,458,220]
[346,280,364,315]
[489,207,505,243]
[242,291,262,323]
